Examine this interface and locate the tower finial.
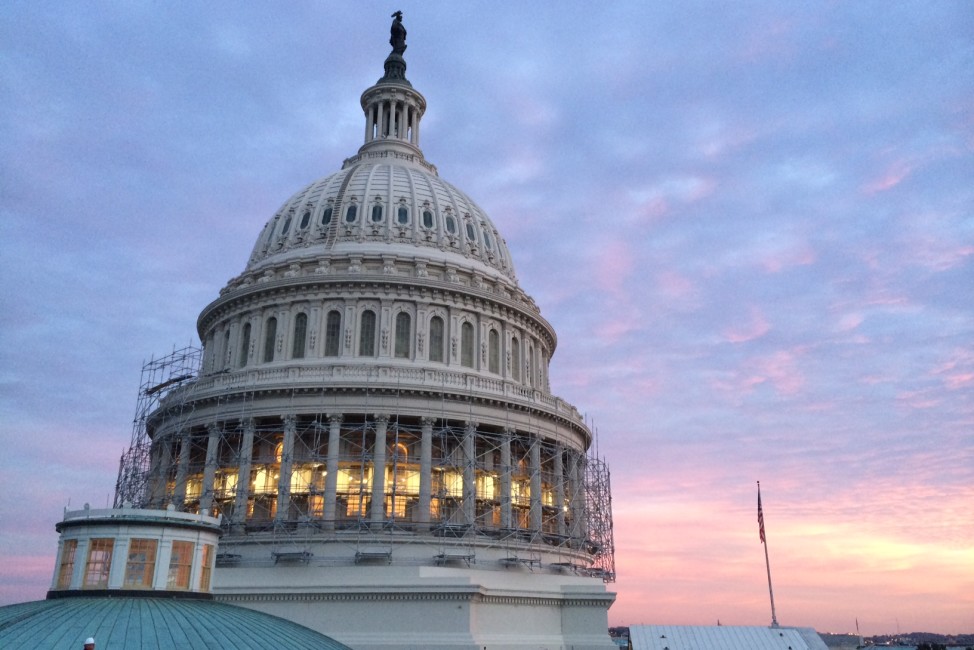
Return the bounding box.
[381,11,409,83]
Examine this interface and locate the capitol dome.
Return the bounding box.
[114,13,615,650]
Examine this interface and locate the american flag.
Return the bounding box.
[758,487,766,543]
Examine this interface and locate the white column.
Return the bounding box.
[555,444,566,535]
[232,419,255,532]
[275,415,296,523]
[500,429,513,529]
[376,101,384,137]
[200,423,220,514]
[370,414,390,525]
[418,416,434,530]
[173,431,192,507]
[530,436,542,532]
[323,414,342,530]
[463,421,477,525]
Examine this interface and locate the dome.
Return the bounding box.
[243,159,517,285]
[0,598,351,650]
[113,15,616,649]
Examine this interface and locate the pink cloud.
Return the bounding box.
[656,270,697,301]
[593,238,635,301]
[723,306,771,343]
[862,160,913,194]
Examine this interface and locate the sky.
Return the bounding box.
[1,0,972,636]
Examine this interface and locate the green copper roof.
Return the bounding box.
[0,597,352,649]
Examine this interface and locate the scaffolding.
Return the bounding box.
[114,350,615,581]
[113,345,201,508]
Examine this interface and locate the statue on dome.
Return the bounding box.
[390,11,406,55]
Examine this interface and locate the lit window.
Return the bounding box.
[488,329,500,374]
[429,316,444,363]
[394,312,411,358]
[263,317,277,363]
[359,310,376,356]
[239,322,251,368]
[397,206,408,224]
[292,313,308,359]
[461,322,474,368]
[123,539,157,589]
[83,538,114,589]
[56,539,77,589]
[168,540,194,590]
[299,210,311,229]
[324,310,341,356]
[345,204,358,223]
[321,206,333,225]
[422,210,434,228]
[371,204,383,222]
[199,544,214,592]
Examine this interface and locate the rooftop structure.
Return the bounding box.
[629,625,830,650]
[0,507,350,650]
[113,13,616,650]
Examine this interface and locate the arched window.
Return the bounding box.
[422,209,434,228]
[292,313,308,359]
[397,206,408,224]
[345,204,358,223]
[528,344,535,387]
[445,214,457,234]
[394,312,411,358]
[263,317,277,363]
[223,330,230,368]
[359,310,376,356]
[511,336,520,381]
[371,204,383,223]
[460,322,474,368]
[239,322,251,368]
[429,316,444,363]
[281,216,292,235]
[321,206,333,225]
[488,329,500,374]
[299,210,311,229]
[324,310,341,357]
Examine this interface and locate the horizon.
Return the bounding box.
[1,2,971,636]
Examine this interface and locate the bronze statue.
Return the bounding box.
[390,11,406,55]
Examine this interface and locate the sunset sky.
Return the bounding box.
[2,1,972,636]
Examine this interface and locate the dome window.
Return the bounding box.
[460,322,474,368]
[345,204,358,223]
[300,210,312,229]
[394,312,411,358]
[359,310,377,356]
[292,313,308,359]
[445,215,457,234]
[422,209,434,228]
[321,206,333,225]
[483,228,493,250]
[239,323,251,368]
[371,205,384,223]
[281,216,292,235]
[465,222,476,242]
[263,317,277,363]
[429,316,445,362]
[324,310,342,356]
[397,206,409,225]
[488,329,500,373]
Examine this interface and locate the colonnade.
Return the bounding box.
[148,414,591,548]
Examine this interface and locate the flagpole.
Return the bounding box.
[758,481,779,627]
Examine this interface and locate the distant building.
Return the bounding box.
[110,13,617,650]
[629,625,830,650]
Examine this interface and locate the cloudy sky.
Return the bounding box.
[2,1,972,636]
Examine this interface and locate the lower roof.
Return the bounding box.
[0,596,351,650]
